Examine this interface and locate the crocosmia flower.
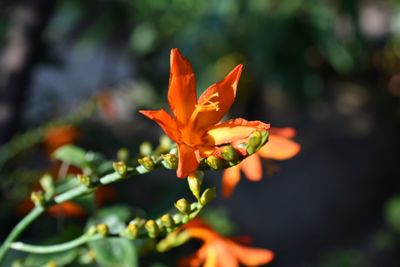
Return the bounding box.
[140,49,269,178]
[179,219,274,267]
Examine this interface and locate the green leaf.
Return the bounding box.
[90,238,138,267]
[385,195,400,233]
[52,145,87,168]
[23,249,78,267]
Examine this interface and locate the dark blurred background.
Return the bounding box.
[1,0,400,266]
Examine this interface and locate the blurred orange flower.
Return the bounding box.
[44,125,79,154]
[222,127,301,197]
[140,48,269,178]
[179,219,274,267]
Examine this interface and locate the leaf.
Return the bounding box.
[385,195,400,233]
[52,145,88,168]
[90,238,138,267]
[23,249,78,267]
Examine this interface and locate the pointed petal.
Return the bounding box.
[139,109,180,142]
[228,241,274,266]
[222,165,241,198]
[258,134,301,160]
[204,118,269,146]
[215,243,239,267]
[177,144,200,178]
[240,154,263,181]
[194,65,243,130]
[204,245,219,267]
[168,48,197,124]
[270,127,297,138]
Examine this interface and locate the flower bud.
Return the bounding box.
[160,214,175,228]
[187,171,203,199]
[161,154,178,169]
[247,131,262,153]
[145,220,160,238]
[200,188,216,206]
[40,174,54,197]
[31,191,46,207]
[159,135,172,150]
[117,148,129,161]
[96,223,109,236]
[205,155,224,170]
[140,141,152,156]
[221,145,238,162]
[138,156,155,171]
[77,174,92,187]
[175,198,191,215]
[113,161,127,176]
[127,222,139,239]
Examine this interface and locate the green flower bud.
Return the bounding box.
[221,146,238,162]
[127,222,139,239]
[160,214,175,228]
[140,141,153,156]
[113,161,127,176]
[31,191,46,207]
[145,220,160,238]
[175,198,191,215]
[40,174,54,198]
[117,148,129,161]
[187,171,204,199]
[96,223,109,236]
[205,155,224,170]
[77,174,92,187]
[138,156,155,171]
[161,153,178,169]
[200,188,217,206]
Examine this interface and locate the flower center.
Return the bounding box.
[190,92,220,124]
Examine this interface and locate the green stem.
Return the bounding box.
[10,234,102,254]
[0,206,44,263]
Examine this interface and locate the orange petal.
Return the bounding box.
[214,242,239,267]
[258,134,301,160]
[177,144,200,178]
[139,109,180,142]
[270,127,297,138]
[204,118,269,146]
[194,65,243,130]
[240,154,263,182]
[168,48,197,124]
[228,241,274,266]
[222,166,241,198]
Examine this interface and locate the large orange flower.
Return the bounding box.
[140,49,269,178]
[222,127,300,197]
[179,219,274,267]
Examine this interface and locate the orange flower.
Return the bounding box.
[140,49,269,178]
[222,127,301,197]
[179,219,274,267]
[44,126,79,155]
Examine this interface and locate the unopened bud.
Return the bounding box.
[160,214,175,228]
[117,148,129,161]
[138,156,155,171]
[160,135,173,150]
[45,261,57,267]
[161,154,178,169]
[77,174,92,187]
[175,198,191,214]
[140,142,153,156]
[259,130,269,147]
[200,188,217,206]
[31,191,46,207]
[145,220,160,238]
[113,161,127,176]
[96,223,109,236]
[205,155,224,170]
[221,146,238,162]
[127,222,139,239]
[247,131,262,154]
[40,174,54,197]
[187,172,203,199]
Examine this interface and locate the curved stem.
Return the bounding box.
[0,206,44,263]
[11,234,102,254]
